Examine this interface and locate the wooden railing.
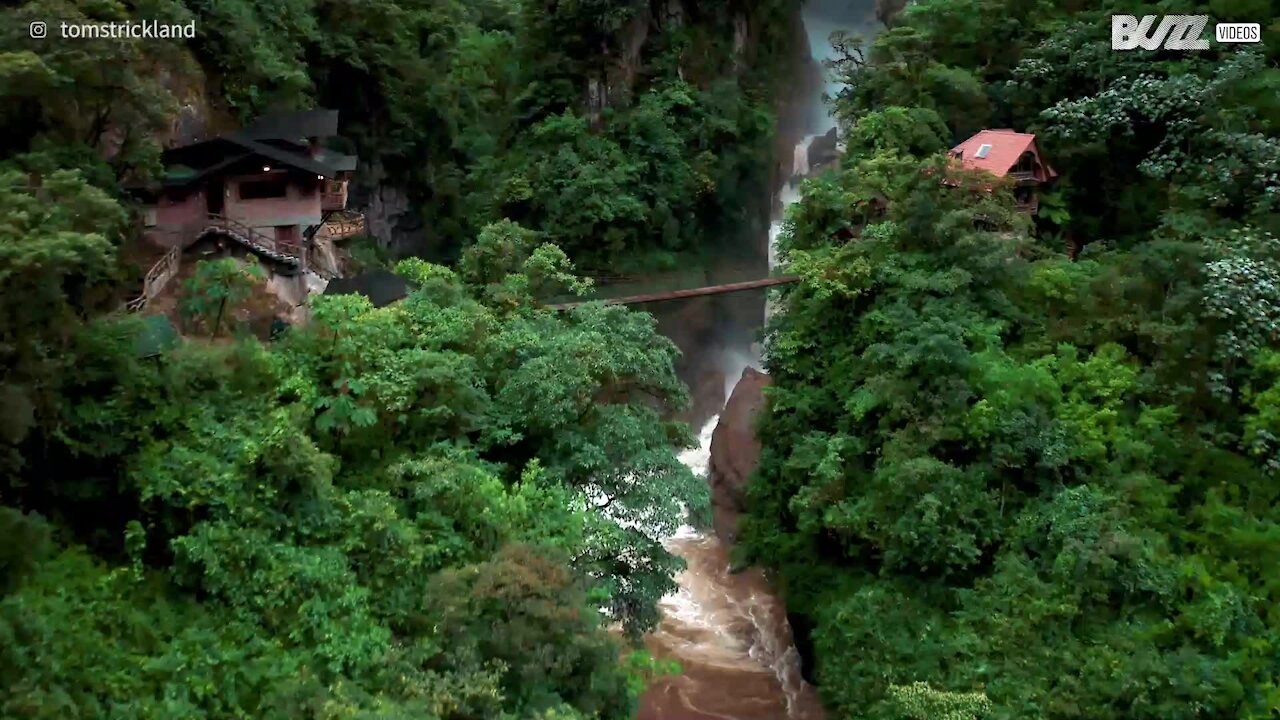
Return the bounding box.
[547,275,800,310]
[126,245,181,311]
[202,213,302,263]
[324,213,365,240]
[127,213,311,311]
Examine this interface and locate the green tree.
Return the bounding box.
[182,0,317,116]
[0,0,193,181]
[5,230,700,717]
[421,544,632,718]
[0,168,122,474]
[888,682,992,720]
[844,106,950,158]
[746,133,1280,718]
[180,257,266,337]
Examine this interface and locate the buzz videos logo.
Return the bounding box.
[1112,15,1262,50]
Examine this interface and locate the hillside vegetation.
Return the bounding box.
[0,0,794,717]
[3,0,793,268]
[746,1,1280,718]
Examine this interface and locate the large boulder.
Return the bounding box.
[707,367,772,545]
[806,125,840,172]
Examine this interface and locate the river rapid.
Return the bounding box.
[636,2,881,719]
[637,413,822,720]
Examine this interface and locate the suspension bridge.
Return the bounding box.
[546,275,799,310]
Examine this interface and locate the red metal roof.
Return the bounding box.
[950,129,1055,178]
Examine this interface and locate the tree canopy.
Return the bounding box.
[0,0,795,712]
[3,228,707,718]
[6,0,1278,716]
[748,1,1280,718]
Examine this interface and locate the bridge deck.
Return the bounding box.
[548,275,799,310]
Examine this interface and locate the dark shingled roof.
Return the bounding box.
[323,269,412,308]
[230,134,337,176]
[155,108,356,188]
[159,134,346,188]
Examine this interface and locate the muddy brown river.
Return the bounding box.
[638,419,823,720]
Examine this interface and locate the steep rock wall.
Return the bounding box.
[641,0,818,431]
[356,157,427,257]
[707,366,772,544]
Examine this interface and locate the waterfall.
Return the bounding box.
[637,3,883,718]
[792,135,815,179]
[766,0,881,316]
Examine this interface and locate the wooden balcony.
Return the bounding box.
[321,179,348,211]
[323,213,365,241]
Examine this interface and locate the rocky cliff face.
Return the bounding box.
[653,294,724,427]
[707,366,772,544]
[357,157,427,256]
[806,126,840,174]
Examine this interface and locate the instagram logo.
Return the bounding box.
[29,21,47,38]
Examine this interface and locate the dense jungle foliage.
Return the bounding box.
[4,0,793,270]
[747,0,1280,718]
[0,0,793,717]
[0,0,793,269]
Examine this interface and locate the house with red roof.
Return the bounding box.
[949,129,1056,214]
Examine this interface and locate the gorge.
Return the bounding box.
[7,0,1277,717]
[636,1,882,717]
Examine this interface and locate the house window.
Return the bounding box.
[275,225,299,246]
[975,143,993,159]
[239,179,288,200]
